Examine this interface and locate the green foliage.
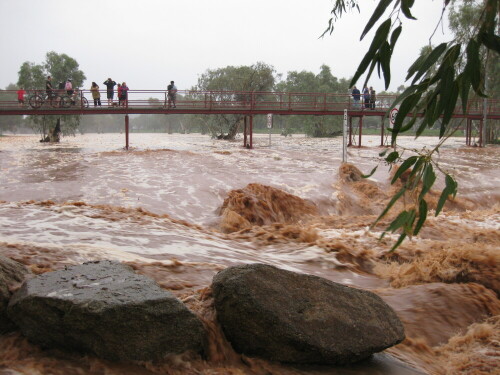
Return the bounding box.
[369,151,458,251]
[191,62,276,139]
[325,0,498,249]
[276,65,350,136]
[17,63,45,90]
[16,51,86,139]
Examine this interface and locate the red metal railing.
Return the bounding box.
[0,89,499,118]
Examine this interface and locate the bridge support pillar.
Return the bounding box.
[380,116,385,146]
[244,116,247,148]
[125,114,129,150]
[358,116,363,148]
[466,118,471,146]
[348,117,353,146]
[243,115,253,149]
[479,119,483,147]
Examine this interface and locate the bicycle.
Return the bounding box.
[28,91,65,109]
[59,90,89,109]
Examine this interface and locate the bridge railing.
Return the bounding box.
[0,89,498,116]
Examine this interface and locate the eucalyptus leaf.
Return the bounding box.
[391,156,418,184]
[413,199,428,235]
[360,0,393,40]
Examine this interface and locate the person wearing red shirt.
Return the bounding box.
[17,88,26,107]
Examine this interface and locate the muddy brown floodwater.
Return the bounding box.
[0,133,499,375]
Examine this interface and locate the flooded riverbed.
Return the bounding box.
[0,133,499,374]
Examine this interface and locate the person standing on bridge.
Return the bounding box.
[45,76,53,105]
[120,82,129,107]
[363,85,370,109]
[17,87,26,107]
[103,78,117,106]
[369,87,376,110]
[91,82,101,107]
[167,81,177,108]
[351,86,360,109]
[66,79,75,105]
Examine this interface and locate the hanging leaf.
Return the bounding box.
[465,39,484,96]
[479,31,500,52]
[406,52,428,81]
[401,0,416,20]
[413,199,428,235]
[411,43,448,84]
[391,155,418,184]
[387,210,410,232]
[379,149,390,157]
[361,166,378,178]
[392,92,422,143]
[380,41,392,89]
[418,164,436,201]
[408,157,425,181]
[456,72,471,114]
[398,116,418,133]
[385,151,400,163]
[436,44,461,72]
[373,187,406,227]
[390,233,407,251]
[389,25,402,50]
[360,0,394,40]
[441,79,459,128]
[435,174,457,216]
[351,19,392,86]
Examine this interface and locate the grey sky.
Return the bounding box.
[0,0,451,92]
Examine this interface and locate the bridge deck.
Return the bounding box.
[0,89,499,119]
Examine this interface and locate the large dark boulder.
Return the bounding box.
[0,255,31,333]
[8,260,206,361]
[212,264,405,365]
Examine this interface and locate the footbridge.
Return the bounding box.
[1,89,498,148]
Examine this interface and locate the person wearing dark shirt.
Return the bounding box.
[103,78,117,106]
[369,87,376,109]
[167,80,177,108]
[351,86,361,108]
[120,82,129,107]
[45,76,53,104]
[363,85,370,109]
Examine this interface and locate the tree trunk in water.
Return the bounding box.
[40,119,61,143]
[225,119,241,140]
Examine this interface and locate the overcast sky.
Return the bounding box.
[0,0,452,92]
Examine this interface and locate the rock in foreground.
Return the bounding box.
[0,255,31,334]
[212,263,405,364]
[8,260,206,361]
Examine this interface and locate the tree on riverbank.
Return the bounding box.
[276,65,350,137]
[323,0,499,248]
[191,62,276,140]
[17,51,86,141]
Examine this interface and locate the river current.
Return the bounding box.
[0,133,498,375]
